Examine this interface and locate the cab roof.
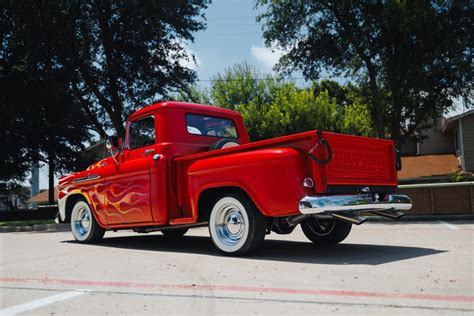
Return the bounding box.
[128,101,241,121]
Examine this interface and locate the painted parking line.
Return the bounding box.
[0,289,88,316]
[0,277,473,303]
[438,221,459,230]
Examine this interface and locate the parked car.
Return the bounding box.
[58,101,412,255]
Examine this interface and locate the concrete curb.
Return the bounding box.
[0,223,70,233]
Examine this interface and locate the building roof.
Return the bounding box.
[28,189,58,204]
[397,154,461,179]
[442,109,474,132]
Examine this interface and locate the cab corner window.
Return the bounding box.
[129,116,156,149]
[186,114,238,139]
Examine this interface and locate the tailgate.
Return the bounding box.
[311,132,398,193]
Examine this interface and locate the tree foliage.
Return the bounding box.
[210,62,282,110]
[0,2,91,183]
[240,86,344,140]
[257,0,472,144]
[66,0,207,137]
[1,0,207,185]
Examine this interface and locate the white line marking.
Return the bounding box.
[438,221,459,230]
[0,290,88,315]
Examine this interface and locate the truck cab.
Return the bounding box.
[58,101,411,255]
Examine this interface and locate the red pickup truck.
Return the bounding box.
[58,101,411,255]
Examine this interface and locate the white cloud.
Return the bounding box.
[250,45,284,70]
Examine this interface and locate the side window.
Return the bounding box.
[129,116,156,149]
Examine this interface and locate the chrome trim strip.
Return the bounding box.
[299,194,412,215]
[72,174,101,183]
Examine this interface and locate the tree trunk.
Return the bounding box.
[366,64,385,139]
[95,1,125,138]
[389,82,402,146]
[48,151,55,205]
[110,109,125,138]
[329,5,385,139]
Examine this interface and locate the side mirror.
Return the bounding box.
[106,135,123,152]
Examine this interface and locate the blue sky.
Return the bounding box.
[184,0,304,87]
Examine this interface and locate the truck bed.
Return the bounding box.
[175,130,398,194]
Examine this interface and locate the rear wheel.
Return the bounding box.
[70,200,105,243]
[161,228,188,238]
[301,217,352,245]
[209,194,265,255]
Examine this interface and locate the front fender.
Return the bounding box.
[57,184,107,227]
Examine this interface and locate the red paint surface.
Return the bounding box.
[0,277,472,303]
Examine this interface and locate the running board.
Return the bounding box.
[368,210,405,220]
[331,213,368,225]
[133,222,208,234]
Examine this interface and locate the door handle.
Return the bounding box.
[144,148,155,155]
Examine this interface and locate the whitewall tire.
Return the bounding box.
[70,200,105,243]
[209,194,265,255]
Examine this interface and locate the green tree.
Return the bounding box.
[257,0,472,144]
[210,62,282,110]
[311,80,353,107]
[67,0,208,137]
[1,0,206,201]
[1,3,92,202]
[241,86,343,141]
[173,85,211,104]
[342,99,375,137]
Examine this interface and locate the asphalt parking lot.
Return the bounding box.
[0,221,472,315]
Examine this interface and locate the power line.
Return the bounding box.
[206,23,258,28]
[206,15,257,21]
[198,32,259,37]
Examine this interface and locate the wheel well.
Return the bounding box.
[65,194,86,221]
[197,186,257,222]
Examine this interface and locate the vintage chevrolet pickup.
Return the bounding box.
[58,101,412,255]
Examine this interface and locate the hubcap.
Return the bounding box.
[307,218,335,236]
[215,204,246,246]
[73,206,91,237]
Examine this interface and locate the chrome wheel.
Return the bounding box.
[209,197,250,253]
[305,218,336,236]
[217,206,245,245]
[71,200,93,242]
[301,217,352,245]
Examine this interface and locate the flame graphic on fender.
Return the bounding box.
[105,180,149,221]
[59,177,150,224]
[58,182,108,224]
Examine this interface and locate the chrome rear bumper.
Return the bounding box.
[299,194,412,215]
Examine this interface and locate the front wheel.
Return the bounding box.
[209,194,266,255]
[70,200,105,243]
[301,217,352,245]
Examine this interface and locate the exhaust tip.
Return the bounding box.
[331,213,368,225]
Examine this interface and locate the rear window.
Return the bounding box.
[186,114,238,139]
